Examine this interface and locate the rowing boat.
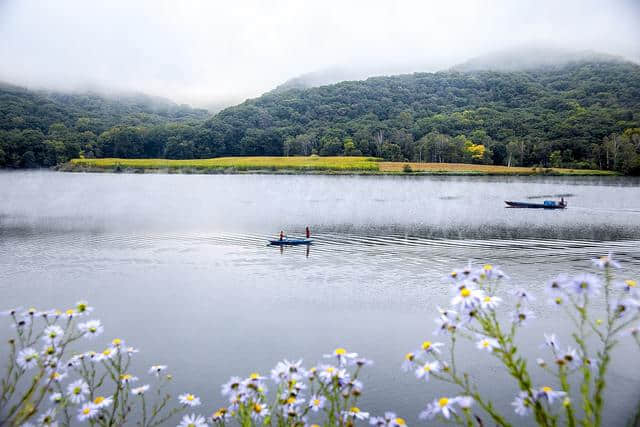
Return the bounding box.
[269,238,313,245]
[505,200,566,209]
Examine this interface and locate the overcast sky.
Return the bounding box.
[1,0,638,107]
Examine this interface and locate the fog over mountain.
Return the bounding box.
[1,0,639,109]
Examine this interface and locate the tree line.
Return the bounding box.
[1,60,640,174]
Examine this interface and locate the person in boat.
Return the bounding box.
[306,226,310,239]
[560,197,566,207]
[279,230,284,241]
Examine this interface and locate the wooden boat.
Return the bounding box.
[505,200,566,209]
[269,238,313,245]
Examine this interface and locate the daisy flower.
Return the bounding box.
[419,397,456,420]
[611,298,640,318]
[37,408,57,426]
[451,285,483,311]
[77,403,98,422]
[401,352,416,372]
[556,347,581,369]
[149,365,168,376]
[547,296,565,308]
[355,357,374,367]
[510,308,536,326]
[415,361,440,382]
[617,279,639,296]
[0,306,22,317]
[545,275,568,296]
[120,373,138,385]
[251,402,270,420]
[536,386,567,404]
[343,407,369,421]
[308,395,326,412]
[16,348,39,370]
[50,369,67,382]
[592,253,620,269]
[433,314,458,336]
[543,333,560,352]
[178,413,207,427]
[512,288,535,304]
[417,340,444,356]
[478,264,507,280]
[211,407,230,423]
[111,338,125,348]
[476,336,500,353]
[67,380,90,403]
[481,295,502,310]
[324,348,358,366]
[456,396,474,410]
[78,320,103,338]
[568,274,601,297]
[75,301,93,315]
[50,392,63,404]
[370,412,407,426]
[179,393,201,407]
[132,384,150,395]
[512,391,534,416]
[95,347,116,362]
[221,377,242,396]
[92,395,113,409]
[43,325,64,344]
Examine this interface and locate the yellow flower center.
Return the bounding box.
[82,407,90,415]
[350,407,360,413]
[460,288,471,297]
[424,364,432,372]
[580,282,588,289]
[483,296,491,302]
[121,374,132,381]
[542,386,552,393]
[77,303,87,311]
[94,396,105,404]
[422,341,432,350]
[335,348,346,355]
[313,399,320,406]
[554,297,562,304]
[438,397,449,407]
[482,340,490,348]
[625,280,637,288]
[102,349,111,356]
[253,403,263,413]
[451,271,457,278]
[73,387,81,394]
[249,373,260,380]
[405,352,414,361]
[112,338,122,346]
[483,264,493,271]
[186,394,194,401]
[395,418,406,425]
[66,309,75,315]
[89,327,97,333]
[286,397,296,404]
[325,367,335,373]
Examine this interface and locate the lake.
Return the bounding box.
[1,171,640,425]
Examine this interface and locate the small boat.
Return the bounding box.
[269,238,313,246]
[505,200,566,209]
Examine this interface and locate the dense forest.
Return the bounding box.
[1,59,640,173]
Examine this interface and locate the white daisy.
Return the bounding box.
[478,263,507,280]
[50,392,63,404]
[512,288,535,304]
[91,395,113,409]
[510,308,536,326]
[451,285,483,311]
[120,373,138,385]
[415,361,440,381]
[308,395,326,412]
[592,253,620,269]
[617,279,639,296]
[370,412,408,426]
[211,407,230,423]
[178,413,207,427]
[433,314,458,336]
[37,408,57,426]
[511,391,534,416]
[481,295,502,310]
[324,348,358,366]
[221,376,242,396]
[417,340,444,356]
[179,393,201,407]
[74,300,93,315]
[568,274,601,297]
[77,403,98,422]
[149,365,168,376]
[16,348,39,370]
[0,306,22,317]
[67,379,89,404]
[251,402,270,420]
[95,347,116,362]
[611,298,640,318]
[456,396,474,409]
[419,397,456,420]
[556,347,581,369]
[543,333,560,352]
[43,325,64,344]
[536,386,566,404]
[476,336,500,353]
[132,384,150,395]
[355,357,374,367]
[545,275,568,296]
[343,407,369,421]
[50,369,67,383]
[401,352,416,372]
[78,320,103,339]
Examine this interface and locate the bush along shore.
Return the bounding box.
[59,157,618,176]
[0,254,638,426]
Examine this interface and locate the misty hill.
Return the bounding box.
[452,46,627,72]
[1,60,640,173]
[0,83,210,135]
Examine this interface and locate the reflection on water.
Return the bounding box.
[1,171,640,425]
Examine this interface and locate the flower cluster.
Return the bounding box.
[404,255,639,426]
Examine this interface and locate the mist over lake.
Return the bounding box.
[1,171,639,425]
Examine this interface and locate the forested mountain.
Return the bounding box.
[1,58,640,173]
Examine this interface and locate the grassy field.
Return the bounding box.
[66,156,616,175]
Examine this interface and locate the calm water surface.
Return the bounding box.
[1,171,640,425]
